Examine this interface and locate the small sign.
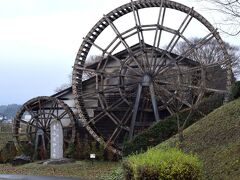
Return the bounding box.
[90,154,96,159]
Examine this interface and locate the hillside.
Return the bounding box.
[156,98,240,179]
[123,94,224,156]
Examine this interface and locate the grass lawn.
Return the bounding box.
[0,125,122,179]
[0,160,121,180]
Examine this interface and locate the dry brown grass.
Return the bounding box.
[0,160,121,180]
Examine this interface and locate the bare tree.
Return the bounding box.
[54,83,71,93]
[54,55,102,92]
[54,74,72,93]
[195,0,240,35]
[175,38,240,77]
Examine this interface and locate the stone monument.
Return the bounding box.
[50,119,63,159]
[43,119,74,165]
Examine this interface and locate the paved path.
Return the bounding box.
[0,174,85,180]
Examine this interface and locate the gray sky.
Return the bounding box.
[0,0,239,105]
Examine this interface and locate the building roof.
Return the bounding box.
[52,43,199,97]
[51,86,72,99]
[87,42,198,69]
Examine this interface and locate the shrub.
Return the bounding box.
[123,148,203,180]
[90,141,105,161]
[19,142,34,157]
[0,142,17,163]
[65,142,76,158]
[123,94,224,156]
[65,138,106,160]
[230,81,240,100]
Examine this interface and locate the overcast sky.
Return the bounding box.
[0,0,239,105]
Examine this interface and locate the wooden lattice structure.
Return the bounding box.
[13,0,232,156]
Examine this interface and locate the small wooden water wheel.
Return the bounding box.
[13,96,76,158]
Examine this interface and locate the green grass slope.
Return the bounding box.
[157,98,240,179]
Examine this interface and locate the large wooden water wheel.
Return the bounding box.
[72,0,232,155]
[13,96,76,157]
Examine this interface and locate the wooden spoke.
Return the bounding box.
[84,38,143,76]
[45,115,54,129]
[160,87,193,109]
[168,8,193,52]
[121,106,133,127]
[155,79,227,93]
[105,106,133,147]
[38,100,45,121]
[104,37,120,54]
[153,8,193,73]
[107,112,121,125]
[151,2,166,71]
[36,118,45,129]
[153,30,217,77]
[84,111,107,127]
[105,126,122,148]
[103,15,145,73]
[58,111,68,120]
[23,105,37,119]
[131,0,145,47]
[43,103,58,128]
[107,97,127,110]
[131,0,151,71]
[176,30,217,63]
[155,1,166,49]
[19,119,38,128]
